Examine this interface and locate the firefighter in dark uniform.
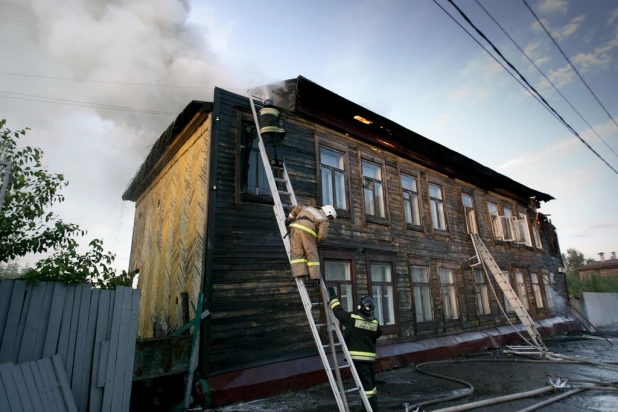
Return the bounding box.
[328,287,382,412]
[286,205,337,280]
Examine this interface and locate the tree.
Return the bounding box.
[0,262,30,280]
[0,119,133,288]
[562,248,587,297]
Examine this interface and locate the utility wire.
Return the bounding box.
[522,0,618,133]
[0,71,247,91]
[0,91,177,116]
[476,0,618,159]
[435,0,618,176]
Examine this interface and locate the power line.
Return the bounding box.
[0,91,177,116]
[0,71,247,91]
[435,0,618,176]
[522,0,618,132]
[476,0,618,159]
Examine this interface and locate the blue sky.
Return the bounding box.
[0,0,616,269]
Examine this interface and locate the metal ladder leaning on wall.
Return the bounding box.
[248,93,373,412]
[469,233,547,351]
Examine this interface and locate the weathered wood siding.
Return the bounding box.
[206,89,565,375]
[130,116,211,338]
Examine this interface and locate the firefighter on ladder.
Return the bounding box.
[286,205,337,280]
[327,288,382,412]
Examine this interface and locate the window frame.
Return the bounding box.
[473,269,491,316]
[235,111,273,204]
[501,270,514,313]
[316,137,353,220]
[410,264,434,324]
[460,190,478,235]
[438,266,459,321]
[400,171,422,229]
[366,253,399,335]
[514,270,530,310]
[358,151,390,225]
[515,208,533,247]
[427,180,449,233]
[530,272,545,309]
[542,272,555,309]
[487,200,503,241]
[320,248,357,314]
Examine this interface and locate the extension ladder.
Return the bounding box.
[469,233,547,350]
[248,93,373,412]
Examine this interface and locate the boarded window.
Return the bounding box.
[411,266,433,322]
[320,147,347,211]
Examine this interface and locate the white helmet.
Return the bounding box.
[322,205,337,220]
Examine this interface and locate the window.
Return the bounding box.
[411,266,433,322]
[532,224,543,249]
[487,202,502,240]
[515,271,529,310]
[401,174,420,226]
[461,193,477,234]
[320,146,348,211]
[429,184,447,230]
[474,270,491,315]
[543,273,555,309]
[240,122,270,196]
[324,260,354,312]
[502,271,513,312]
[530,273,544,308]
[370,263,395,327]
[502,206,514,241]
[439,268,458,319]
[362,160,385,218]
[514,212,532,246]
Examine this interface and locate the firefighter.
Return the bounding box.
[327,288,382,412]
[286,205,336,280]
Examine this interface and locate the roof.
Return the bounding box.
[122,101,213,201]
[261,76,554,204]
[577,259,618,271]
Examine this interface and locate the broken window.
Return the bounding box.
[530,273,544,308]
[239,122,270,196]
[324,260,354,312]
[362,160,385,218]
[474,269,491,315]
[429,184,447,230]
[320,146,347,211]
[461,193,477,234]
[370,263,396,327]
[411,266,433,322]
[439,268,458,320]
[515,271,529,310]
[401,174,420,226]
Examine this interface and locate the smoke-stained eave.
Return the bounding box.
[122,100,213,202]
[263,75,554,204]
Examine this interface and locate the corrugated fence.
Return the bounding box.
[0,280,140,411]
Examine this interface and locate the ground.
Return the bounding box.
[210,324,618,412]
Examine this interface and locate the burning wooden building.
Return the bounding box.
[122,76,574,405]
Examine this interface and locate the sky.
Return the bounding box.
[0,0,617,271]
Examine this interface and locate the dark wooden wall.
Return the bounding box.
[205,89,566,376]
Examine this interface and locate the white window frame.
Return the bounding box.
[411,266,434,322]
[487,202,503,240]
[530,273,544,308]
[429,183,447,231]
[502,270,513,312]
[501,206,516,241]
[474,269,491,315]
[515,271,530,310]
[439,268,459,320]
[532,224,543,249]
[320,146,348,211]
[461,193,478,234]
[369,263,396,327]
[361,159,386,218]
[513,212,532,246]
[401,173,421,226]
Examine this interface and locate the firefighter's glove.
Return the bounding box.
[327,286,337,302]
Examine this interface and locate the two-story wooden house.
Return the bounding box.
[122,76,574,406]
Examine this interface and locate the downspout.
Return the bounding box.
[200,90,222,377]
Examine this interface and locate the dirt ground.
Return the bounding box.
[211,324,618,412]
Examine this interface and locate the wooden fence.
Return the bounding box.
[0,280,140,412]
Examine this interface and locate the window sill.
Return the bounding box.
[365,215,390,226]
[380,324,399,336]
[240,193,273,204]
[433,229,450,237]
[405,224,425,233]
[335,209,351,220]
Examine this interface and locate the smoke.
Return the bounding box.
[0,0,260,268]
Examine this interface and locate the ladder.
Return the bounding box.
[469,233,547,351]
[248,94,373,412]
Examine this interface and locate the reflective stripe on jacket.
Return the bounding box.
[330,299,382,361]
[286,206,330,244]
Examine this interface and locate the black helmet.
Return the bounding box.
[358,296,375,317]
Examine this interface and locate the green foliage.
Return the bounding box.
[566,272,581,297]
[562,248,586,297]
[581,271,618,293]
[0,119,134,289]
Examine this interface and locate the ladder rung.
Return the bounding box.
[323,342,342,348]
[278,190,291,195]
[271,166,284,170]
[470,263,482,267]
[311,302,322,307]
[332,364,350,370]
[274,178,287,182]
[345,387,360,394]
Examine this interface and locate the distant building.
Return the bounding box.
[123,76,573,405]
[577,252,618,280]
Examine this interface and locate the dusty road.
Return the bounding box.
[211,326,618,412]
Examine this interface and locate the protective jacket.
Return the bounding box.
[329,299,383,362]
[286,206,330,279]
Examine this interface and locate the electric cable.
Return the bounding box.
[475,0,618,159]
[0,90,177,116]
[522,0,618,133]
[440,0,618,176]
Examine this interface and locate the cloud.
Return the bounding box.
[537,0,568,14]
[534,56,551,67]
[531,15,585,41]
[446,83,488,104]
[608,8,618,26]
[571,51,611,72]
[524,42,540,57]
